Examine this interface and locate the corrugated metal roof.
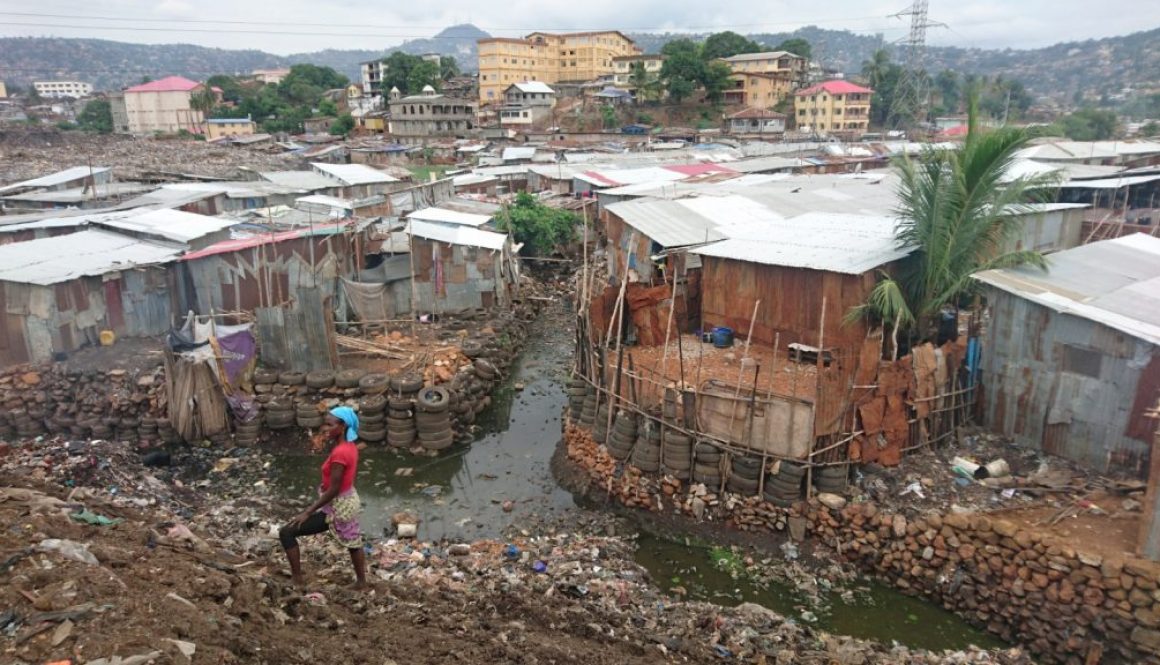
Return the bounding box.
[0,166,111,194]
[0,182,156,203]
[260,171,338,190]
[296,194,356,211]
[406,207,492,228]
[160,181,305,199]
[973,234,1160,346]
[690,213,909,274]
[0,229,184,285]
[1060,174,1160,189]
[452,173,498,186]
[730,156,807,173]
[406,219,508,250]
[311,163,398,185]
[605,199,726,248]
[508,81,555,94]
[576,167,688,187]
[97,209,235,243]
[502,147,537,161]
[181,222,350,260]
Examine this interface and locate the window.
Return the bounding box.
[1062,344,1102,378]
[798,109,805,116]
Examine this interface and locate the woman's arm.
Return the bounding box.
[289,462,345,526]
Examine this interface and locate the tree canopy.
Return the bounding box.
[848,99,1058,354]
[77,99,113,134]
[1055,108,1118,140]
[382,52,457,95]
[204,63,350,134]
[773,38,811,59]
[701,31,761,60]
[495,192,581,256]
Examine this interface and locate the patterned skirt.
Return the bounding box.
[320,487,363,548]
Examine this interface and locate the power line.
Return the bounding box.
[0,10,916,34]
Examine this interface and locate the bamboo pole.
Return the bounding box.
[603,232,636,440]
[407,223,419,338]
[725,300,761,445]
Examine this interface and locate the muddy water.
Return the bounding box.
[634,532,1007,651]
[272,301,1004,652]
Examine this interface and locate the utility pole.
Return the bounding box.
[887,0,946,132]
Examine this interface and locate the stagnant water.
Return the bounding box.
[273,302,1004,652]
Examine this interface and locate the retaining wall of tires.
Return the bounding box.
[561,418,1160,665]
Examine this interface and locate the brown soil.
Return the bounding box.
[990,493,1144,566]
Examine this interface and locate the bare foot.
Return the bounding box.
[292,574,306,589]
[349,580,369,592]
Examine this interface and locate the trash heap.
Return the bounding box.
[0,364,173,446]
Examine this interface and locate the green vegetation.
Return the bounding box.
[709,546,744,577]
[772,37,811,60]
[205,63,349,134]
[600,104,617,128]
[701,31,761,61]
[1141,121,1160,137]
[1053,108,1119,140]
[628,61,662,103]
[495,192,581,256]
[659,35,754,104]
[860,49,1033,128]
[408,165,450,182]
[329,113,355,136]
[848,100,1058,354]
[380,52,459,95]
[77,99,113,134]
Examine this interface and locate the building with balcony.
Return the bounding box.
[388,86,478,144]
[33,81,93,99]
[611,54,665,87]
[720,51,807,81]
[361,59,384,96]
[498,81,556,128]
[477,31,639,105]
[723,72,795,108]
[793,80,873,135]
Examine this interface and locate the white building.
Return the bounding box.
[361,59,384,96]
[33,81,93,99]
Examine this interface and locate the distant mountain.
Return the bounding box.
[1,24,1157,108]
[0,25,491,91]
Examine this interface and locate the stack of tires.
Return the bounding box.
[566,377,587,420]
[117,416,139,444]
[813,464,848,494]
[137,417,159,446]
[763,461,805,507]
[386,394,416,449]
[295,400,323,429]
[631,421,661,472]
[578,391,598,427]
[89,415,112,440]
[661,430,693,480]
[662,388,679,422]
[605,411,636,461]
[157,418,180,444]
[234,415,262,446]
[692,442,722,487]
[335,369,367,393]
[305,370,335,391]
[727,455,763,496]
[416,386,453,451]
[358,394,387,444]
[264,396,295,430]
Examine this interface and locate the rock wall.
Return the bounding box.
[561,421,1160,664]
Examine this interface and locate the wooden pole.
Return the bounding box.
[725,299,761,445]
[603,232,635,440]
[407,222,419,338]
[806,296,827,501]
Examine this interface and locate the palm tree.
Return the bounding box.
[189,86,217,134]
[848,98,1059,357]
[861,48,892,89]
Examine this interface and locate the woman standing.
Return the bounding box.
[279,406,367,589]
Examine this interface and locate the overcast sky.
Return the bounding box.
[0,0,1156,55]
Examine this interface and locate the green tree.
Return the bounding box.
[848,99,1058,354]
[774,38,812,59]
[1141,121,1160,137]
[439,56,460,80]
[861,48,892,89]
[660,39,704,104]
[189,87,217,132]
[318,97,339,117]
[496,192,581,256]
[628,61,655,100]
[701,31,761,61]
[329,113,355,136]
[701,61,734,103]
[1058,108,1119,140]
[407,60,442,94]
[206,74,246,103]
[77,99,113,134]
[933,69,961,116]
[600,104,618,128]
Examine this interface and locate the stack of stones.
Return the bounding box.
[763,460,806,507]
[692,442,723,487]
[566,376,587,420]
[605,410,636,461]
[415,385,453,451]
[660,429,693,480]
[630,418,661,473]
[727,455,762,495]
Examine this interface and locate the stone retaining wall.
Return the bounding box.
[561,421,1160,664]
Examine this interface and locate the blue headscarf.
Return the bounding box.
[329,406,359,442]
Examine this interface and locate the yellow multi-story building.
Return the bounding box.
[793,80,874,135]
[477,31,639,105]
[719,51,807,79]
[723,72,795,108]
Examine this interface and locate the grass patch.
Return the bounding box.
[409,165,451,182]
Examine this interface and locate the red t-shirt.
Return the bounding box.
[320,441,358,493]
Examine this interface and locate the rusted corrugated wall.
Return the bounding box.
[699,256,875,351]
[981,286,1156,475]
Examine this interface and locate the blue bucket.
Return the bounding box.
[711,326,734,348]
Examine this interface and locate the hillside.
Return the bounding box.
[1,24,1156,106]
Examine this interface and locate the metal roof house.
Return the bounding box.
[973,234,1160,474]
[0,229,183,365]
